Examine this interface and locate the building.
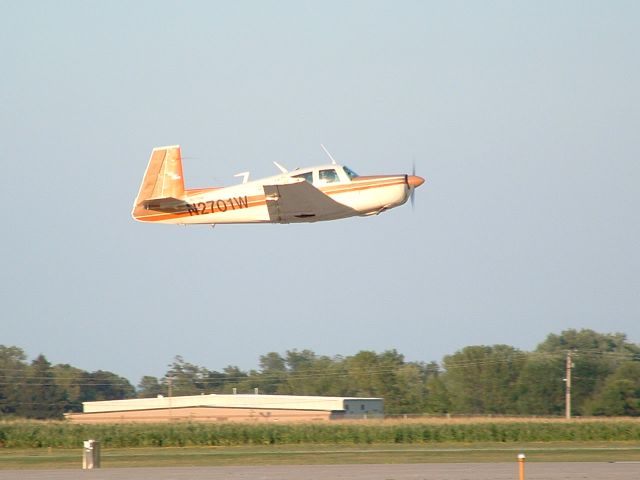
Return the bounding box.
[65,394,384,423]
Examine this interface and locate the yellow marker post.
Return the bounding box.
[517,453,526,480]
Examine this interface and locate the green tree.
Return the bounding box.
[535,329,640,414]
[219,365,249,393]
[514,354,565,415]
[586,362,640,416]
[137,376,162,398]
[161,356,248,395]
[255,352,288,394]
[278,350,347,396]
[16,354,64,419]
[285,350,318,372]
[537,329,640,356]
[424,362,450,413]
[200,369,228,392]
[392,362,430,414]
[259,352,286,372]
[52,364,86,413]
[164,356,219,395]
[442,345,526,414]
[290,354,347,397]
[340,350,409,412]
[0,345,27,416]
[80,370,135,402]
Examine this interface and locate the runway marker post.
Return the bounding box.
[517,453,526,480]
[82,439,100,469]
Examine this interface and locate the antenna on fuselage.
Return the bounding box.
[273,161,288,173]
[234,171,250,184]
[320,144,337,165]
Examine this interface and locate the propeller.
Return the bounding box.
[405,161,425,211]
[410,162,416,211]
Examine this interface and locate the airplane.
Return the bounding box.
[132,145,425,225]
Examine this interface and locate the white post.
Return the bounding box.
[82,439,100,469]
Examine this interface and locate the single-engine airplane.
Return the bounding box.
[132,145,425,225]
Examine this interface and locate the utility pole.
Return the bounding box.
[565,351,572,420]
[168,376,173,420]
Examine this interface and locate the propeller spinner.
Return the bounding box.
[406,163,425,210]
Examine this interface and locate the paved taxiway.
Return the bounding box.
[1,462,638,479]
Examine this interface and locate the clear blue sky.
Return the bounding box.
[2,1,639,384]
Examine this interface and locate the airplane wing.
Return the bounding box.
[263,179,357,223]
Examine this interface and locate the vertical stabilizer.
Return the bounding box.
[132,146,185,220]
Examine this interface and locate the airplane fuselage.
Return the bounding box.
[132,147,424,225]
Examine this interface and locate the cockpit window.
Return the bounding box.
[292,172,313,183]
[319,169,339,183]
[343,166,359,179]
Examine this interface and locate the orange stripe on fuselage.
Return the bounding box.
[134,176,406,222]
[134,194,267,222]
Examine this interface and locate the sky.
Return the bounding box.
[2,1,639,385]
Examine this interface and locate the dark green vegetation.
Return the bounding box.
[2,329,640,419]
[2,420,640,448]
[0,347,134,419]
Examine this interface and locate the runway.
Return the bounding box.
[1,462,638,480]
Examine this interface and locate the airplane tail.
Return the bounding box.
[132,145,185,221]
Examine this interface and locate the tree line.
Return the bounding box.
[1,329,639,420]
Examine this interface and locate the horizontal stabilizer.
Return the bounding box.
[142,197,190,213]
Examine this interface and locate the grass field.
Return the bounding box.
[1,442,640,469]
[2,417,640,469]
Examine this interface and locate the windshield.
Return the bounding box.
[343,166,359,179]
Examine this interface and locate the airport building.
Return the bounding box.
[65,394,384,423]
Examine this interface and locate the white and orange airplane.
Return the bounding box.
[132,145,425,225]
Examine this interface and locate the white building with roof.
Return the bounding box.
[66,394,383,423]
